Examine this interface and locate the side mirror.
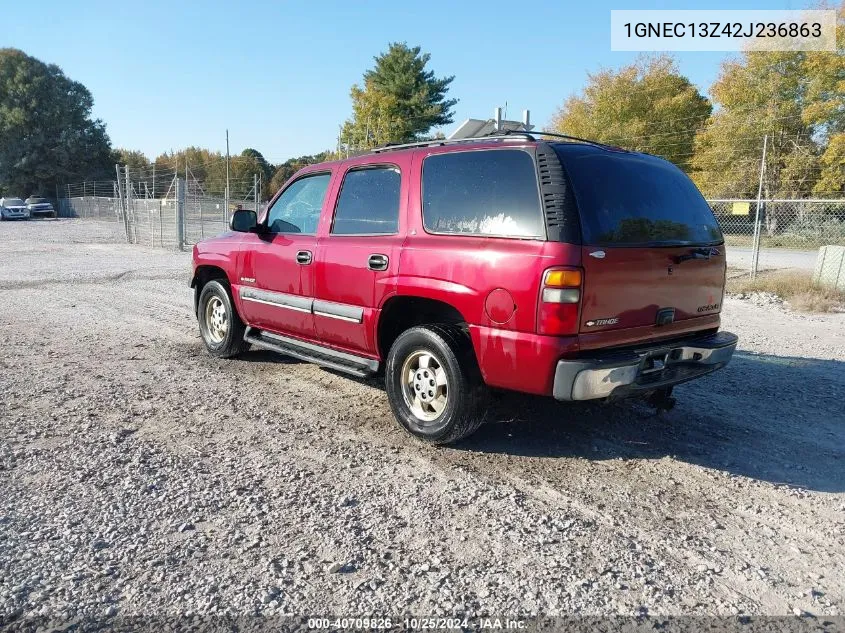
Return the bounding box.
[231,209,257,232]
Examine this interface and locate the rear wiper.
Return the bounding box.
[675,247,716,264]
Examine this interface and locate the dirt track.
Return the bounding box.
[1,219,844,622]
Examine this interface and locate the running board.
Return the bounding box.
[244,327,379,377]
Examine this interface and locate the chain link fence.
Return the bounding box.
[709,199,845,277]
[58,176,845,279]
[59,166,262,249]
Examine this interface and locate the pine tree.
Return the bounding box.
[341,43,457,150]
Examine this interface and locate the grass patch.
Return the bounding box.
[727,270,845,313]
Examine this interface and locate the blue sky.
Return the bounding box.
[2,0,809,164]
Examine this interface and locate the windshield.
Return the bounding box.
[554,144,723,247]
[4,198,25,206]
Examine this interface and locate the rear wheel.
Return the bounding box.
[197,280,248,358]
[385,325,486,445]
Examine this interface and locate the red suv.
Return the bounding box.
[191,133,737,444]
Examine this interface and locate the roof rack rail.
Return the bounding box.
[369,130,624,154]
[370,133,536,154]
[504,129,621,150]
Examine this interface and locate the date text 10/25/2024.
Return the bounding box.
[307,617,526,630]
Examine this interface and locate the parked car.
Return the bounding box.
[25,196,56,219]
[191,133,738,445]
[0,197,30,220]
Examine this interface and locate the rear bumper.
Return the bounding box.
[553,331,738,401]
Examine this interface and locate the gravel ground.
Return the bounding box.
[1,220,844,625]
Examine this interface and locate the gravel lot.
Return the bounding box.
[1,220,844,625]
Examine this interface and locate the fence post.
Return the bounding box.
[124,165,134,244]
[176,177,186,250]
[115,165,128,241]
[225,128,230,228]
[750,135,768,279]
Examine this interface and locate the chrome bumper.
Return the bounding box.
[553,331,738,401]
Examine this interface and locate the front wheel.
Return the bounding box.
[385,325,486,445]
[197,280,248,358]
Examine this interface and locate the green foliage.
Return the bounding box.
[549,56,711,170]
[113,148,150,169]
[815,133,845,195]
[341,43,456,150]
[268,152,330,197]
[0,48,114,197]
[691,5,845,199]
[240,148,273,185]
[690,51,819,199]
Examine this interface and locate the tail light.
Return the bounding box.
[537,267,582,336]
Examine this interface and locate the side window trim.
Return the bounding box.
[265,170,333,235]
[420,147,546,240]
[329,163,401,236]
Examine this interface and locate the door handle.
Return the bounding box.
[296,250,312,265]
[368,254,388,271]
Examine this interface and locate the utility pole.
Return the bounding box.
[254,173,259,217]
[750,134,768,279]
[152,162,156,199]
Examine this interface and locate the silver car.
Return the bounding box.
[25,196,56,219]
[0,197,30,220]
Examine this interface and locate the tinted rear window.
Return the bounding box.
[422,149,544,238]
[555,145,722,246]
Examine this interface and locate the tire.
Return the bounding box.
[385,324,486,445]
[197,279,249,358]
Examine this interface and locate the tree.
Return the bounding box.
[113,149,150,169]
[268,152,330,197]
[240,148,272,185]
[0,48,114,197]
[154,147,227,195]
[689,51,820,200]
[549,56,711,170]
[691,4,845,200]
[804,2,845,196]
[341,43,456,149]
[815,133,845,195]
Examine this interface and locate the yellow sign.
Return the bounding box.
[732,202,750,216]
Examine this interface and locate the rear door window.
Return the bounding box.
[555,145,723,246]
[422,149,544,238]
[331,166,400,235]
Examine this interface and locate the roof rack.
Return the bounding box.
[370,133,536,154]
[369,130,622,154]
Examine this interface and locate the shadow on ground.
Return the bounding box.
[240,344,844,492]
[452,352,845,493]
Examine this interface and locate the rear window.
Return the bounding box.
[422,149,544,238]
[555,145,722,246]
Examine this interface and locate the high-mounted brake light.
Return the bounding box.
[538,267,583,336]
